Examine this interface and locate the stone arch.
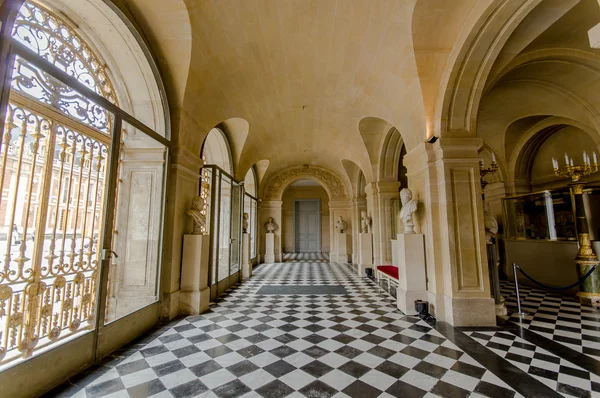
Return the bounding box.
[244,166,258,197]
[41,0,185,137]
[486,48,600,91]
[262,165,350,202]
[202,127,234,174]
[341,159,367,200]
[378,127,405,182]
[437,0,542,136]
[507,117,600,191]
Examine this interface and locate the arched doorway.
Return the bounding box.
[282,179,330,260]
[260,165,351,264]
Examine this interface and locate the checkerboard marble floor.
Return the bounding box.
[466,330,600,397]
[281,253,330,262]
[500,280,600,360]
[48,262,600,398]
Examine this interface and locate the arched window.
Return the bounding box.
[0,0,170,368]
[244,166,257,197]
[243,167,258,259]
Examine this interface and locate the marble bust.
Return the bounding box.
[187,196,206,235]
[242,212,249,233]
[335,216,347,233]
[484,209,498,243]
[360,211,371,233]
[399,188,418,234]
[264,217,278,233]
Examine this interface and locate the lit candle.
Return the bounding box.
[552,158,557,169]
[565,153,570,165]
[491,152,496,163]
[570,158,574,167]
[594,152,598,165]
[481,159,485,168]
[584,151,589,165]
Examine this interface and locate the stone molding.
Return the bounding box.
[262,165,349,201]
[172,145,203,171]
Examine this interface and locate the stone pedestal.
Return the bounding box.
[392,233,428,315]
[242,233,252,279]
[265,232,275,264]
[334,233,348,263]
[180,234,210,314]
[358,233,373,276]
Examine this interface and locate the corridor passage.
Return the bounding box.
[50,262,599,398]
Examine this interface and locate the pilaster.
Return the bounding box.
[403,138,495,326]
[161,146,203,320]
[365,181,400,265]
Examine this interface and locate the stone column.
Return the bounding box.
[351,198,367,264]
[403,138,495,326]
[329,200,352,263]
[358,233,373,276]
[161,146,203,320]
[242,233,251,278]
[259,201,282,263]
[365,181,400,265]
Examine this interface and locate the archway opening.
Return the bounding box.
[281,179,331,261]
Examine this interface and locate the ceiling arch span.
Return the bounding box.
[486,48,600,91]
[436,0,542,136]
[261,165,350,202]
[341,159,368,199]
[502,79,600,132]
[378,127,404,182]
[507,116,600,188]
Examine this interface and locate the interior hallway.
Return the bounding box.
[46,261,600,398]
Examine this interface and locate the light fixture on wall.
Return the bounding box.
[552,151,598,182]
[479,152,498,192]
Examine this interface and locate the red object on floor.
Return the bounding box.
[376,265,399,280]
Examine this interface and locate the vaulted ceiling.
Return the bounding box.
[123,0,600,190]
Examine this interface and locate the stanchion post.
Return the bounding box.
[512,263,527,318]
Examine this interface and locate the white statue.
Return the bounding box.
[360,211,372,233]
[484,206,498,243]
[242,212,249,233]
[399,188,418,234]
[335,216,347,233]
[187,196,206,235]
[264,217,278,233]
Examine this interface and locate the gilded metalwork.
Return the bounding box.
[12,2,117,105]
[575,233,597,263]
[200,156,211,234]
[12,55,112,134]
[0,102,108,365]
[553,159,599,182]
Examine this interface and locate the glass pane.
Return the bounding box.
[0,102,111,367]
[230,184,241,275]
[218,176,231,282]
[251,199,257,259]
[104,121,166,324]
[503,189,575,241]
[210,170,220,286]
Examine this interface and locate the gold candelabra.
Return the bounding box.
[479,153,499,191]
[553,152,599,183]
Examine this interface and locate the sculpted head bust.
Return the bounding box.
[265,217,278,233]
[399,188,418,234]
[187,196,206,235]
